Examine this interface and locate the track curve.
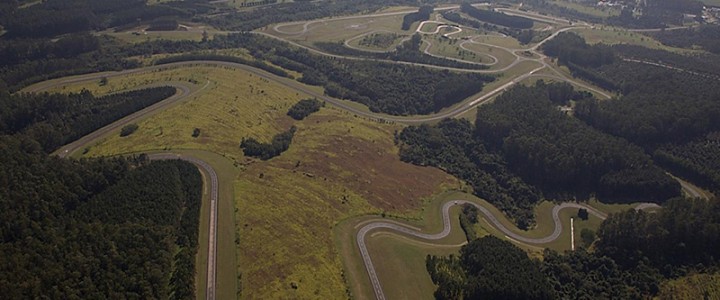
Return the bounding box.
[357,200,655,300]
[150,154,219,300]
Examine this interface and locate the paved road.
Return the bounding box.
[150,154,220,300]
[357,200,657,300]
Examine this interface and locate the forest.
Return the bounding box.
[0,87,176,152]
[461,3,534,29]
[398,82,680,227]
[428,197,720,299]
[401,5,433,30]
[654,136,720,193]
[0,139,202,298]
[0,84,203,297]
[0,0,199,39]
[544,33,720,147]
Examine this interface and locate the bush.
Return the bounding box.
[287,98,323,120]
[120,123,139,137]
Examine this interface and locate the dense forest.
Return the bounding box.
[427,236,555,299]
[654,135,720,193]
[0,87,176,152]
[0,138,202,298]
[461,3,534,29]
[428,197,720,299]
[544,33,720,148]
[649,25,720,54]
[402,5,433,30]
[398,82,679,227]
[0,84,203,297]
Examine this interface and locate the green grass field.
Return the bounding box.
[550,0,620,18]
[424,35,497,65]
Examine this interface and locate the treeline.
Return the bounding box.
[542,32,616,69]
[654,136,720,193]
[241,126,297,160]
[398,82,679,226]
[0,34,139,91]
[0,0,201,39]
[155,53,290,78]
[398,118,541,228]
[649,25,720,54]
[429,197,720,299]
[427,236,555,299]
[287,98,323,120]
[402,5,433,30]
[0,87,175,152]
[461,3,533,29]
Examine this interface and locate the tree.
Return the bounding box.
[578,208,589,220]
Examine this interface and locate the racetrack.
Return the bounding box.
[357,200,655,300]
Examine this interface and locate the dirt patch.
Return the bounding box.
[283,134,458,212]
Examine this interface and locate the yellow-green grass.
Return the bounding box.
[424,36,497,64]
[98,26,228,44]
[234,105,461,299]
[550,1,620,18]
[458,40,519,70]
[62,66,307,163]
[473,34,525,49]
[658,273,720,299]
[420,22,441,33]
[265,13,412,46]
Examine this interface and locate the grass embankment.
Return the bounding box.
[60,64,459,299]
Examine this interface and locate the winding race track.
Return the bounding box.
[357,200,654,300]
